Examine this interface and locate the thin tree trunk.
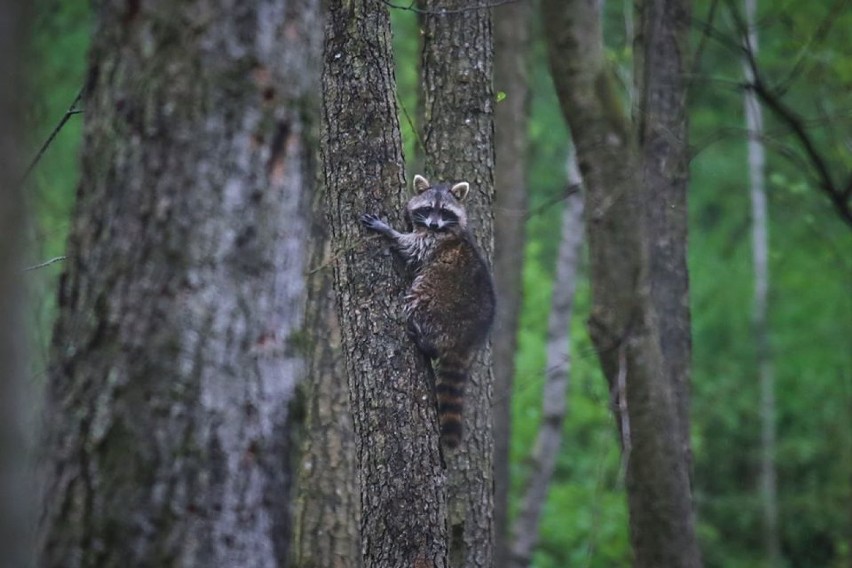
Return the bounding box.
[510,153,584,568]
[322,1,448,566]
[0,2,31,564]
[492,4,532,563]
[293,187,360,566]
[542,0,702,565]
[420,2,496,565]
[37,1,319,565]
[741,0,780,564]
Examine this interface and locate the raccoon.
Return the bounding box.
[361,174,496,449]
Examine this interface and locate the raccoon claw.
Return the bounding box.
[361,213,389,233]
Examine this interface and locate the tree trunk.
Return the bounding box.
[293,186,360,566]
[420,2,496,565]
[37,1,319,565]
[741,0,780,564]
[0,2,31,564]
[492,4,531,563]
[322,1,448,566]
[542,0,702,566]
[510,153,584,568]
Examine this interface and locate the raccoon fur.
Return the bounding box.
[361,174,496,449]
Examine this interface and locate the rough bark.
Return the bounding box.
[510,155,584,568]
[741,0,780,564]
[542,0,702,566]
[37,1,319,566]
[322,1,448,566]
[634,0,693,472]
[293,187,360,566]
[491,4,531,562]
[420,2,496,565]
[0,2,31,565]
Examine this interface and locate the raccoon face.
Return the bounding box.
[407,174,469,232]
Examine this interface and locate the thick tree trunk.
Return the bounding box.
[492,4,531,563]
[510,154,584,568]
[0,2,31,564]
[420,2,496,565]
[322,1,448,566]
[741,0,780,564]
[293,186,360,567]
[37,1,319,566]
[542,0,702,566]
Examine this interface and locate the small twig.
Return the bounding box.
[688,0,721,88]
[524,182,581,220]
[397,95,426,155]
[379,0,522,15]
[23,256,67,272]
[21,87,85,184]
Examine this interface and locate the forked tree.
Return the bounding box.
[542,0,703,565]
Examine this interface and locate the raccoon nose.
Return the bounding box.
[429,220,440,229]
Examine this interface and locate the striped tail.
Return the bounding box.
[435,355,469,450]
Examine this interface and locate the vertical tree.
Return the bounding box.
[0,2,30,565]
[542,0,702,565]
[510,153,585,568]
[322,1,448,566]
[420,1,496,565]
[293,186,360,565]
[492,4,532,562]
[37,1,319,565]
[741,0,780,563]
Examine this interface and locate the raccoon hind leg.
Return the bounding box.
[406,317,439,360]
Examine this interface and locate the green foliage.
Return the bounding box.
[26,0,90,373]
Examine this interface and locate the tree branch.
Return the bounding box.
[379,0,522,14]
[20,87,84,184]
[725,0,852,228]
[22,256,67,273]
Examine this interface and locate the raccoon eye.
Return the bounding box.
[413,207,433,217]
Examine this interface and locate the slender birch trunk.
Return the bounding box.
[742,0,780,563]
[509,151,585,568]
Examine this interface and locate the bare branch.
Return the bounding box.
[379,0,522,15]
[21,87,84,184]
[725,0,852,227]
[22,256,66,273]
[688,0,721,87]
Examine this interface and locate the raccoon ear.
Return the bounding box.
[413,174,430,193]
[450,181,470,201]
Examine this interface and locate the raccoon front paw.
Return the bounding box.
[361,213,390,234]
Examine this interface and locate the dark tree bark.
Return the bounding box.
[0,2,31,565]
[37,1,319,566]
[491,4,531,563]
[322,1,448,566]
[542,0,702,566]
[293,189,360,566]
[420,1,496,565]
